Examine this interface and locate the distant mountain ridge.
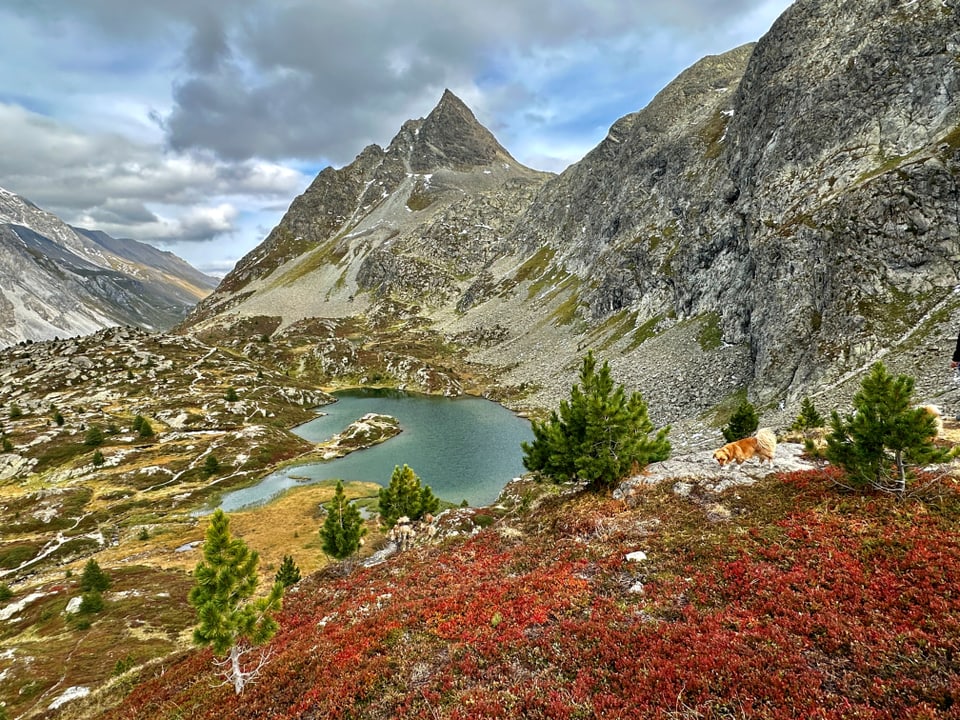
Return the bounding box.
[71,226,214,292]
[182,0,960,440]
[0,186,217,347]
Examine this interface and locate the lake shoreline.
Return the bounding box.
[214,388,534,513]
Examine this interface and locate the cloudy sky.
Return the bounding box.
[0,0,793,277]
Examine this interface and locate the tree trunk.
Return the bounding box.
[230,644,244,695]
[895,449,906,496]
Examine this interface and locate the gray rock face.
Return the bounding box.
[183,0,960,440]
[509,43,757,317]
[0,187,216,348]
[723,0,960,399]
[406,89,515,172]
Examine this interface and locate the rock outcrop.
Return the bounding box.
[316,413,401,460]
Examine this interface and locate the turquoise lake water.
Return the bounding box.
[216,388,534,512]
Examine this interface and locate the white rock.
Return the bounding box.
[0,591,48,622]
[48,686,90,710]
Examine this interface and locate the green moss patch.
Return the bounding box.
[515,247,557,284]
[696,312,724,351]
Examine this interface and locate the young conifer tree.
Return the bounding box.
[274,554,301,588]
[204,454,220,476]
[138,418,154,438]
[722,400,759,442]
[791,397,825,431]
[378,465,440,527]
[320,480,366,559]
[84,425,104,447]
[825,362,956,494]
[79,558,111,592]
[417,483,440,519]
[188,509,283,694]
[522,351,671,489]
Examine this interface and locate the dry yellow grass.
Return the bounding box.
[940,416,960,444]
[85,480,382,579]
[225,480,382,577]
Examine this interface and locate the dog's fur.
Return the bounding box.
[918,404,943,437]
[713,428,777,466]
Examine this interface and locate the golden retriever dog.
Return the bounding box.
[918,404,943,437]
[713,428,777,467]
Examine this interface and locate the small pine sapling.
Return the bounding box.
[321,480,366,559]
[825,362,957,494]
[722,400,759,443]
[79,559,111,592]
[521,351,670,489]
[791,396,827,457]
[84,425,104,447]
[791,397,825,431]
[189,509,283,694]
[78,590,105,614]
[204,454,220,476]
[378,465,440,527]
[138,418,155,438]
[274,554,301,588]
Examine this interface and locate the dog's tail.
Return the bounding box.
[918,404,943,437]
[755,427,777,456]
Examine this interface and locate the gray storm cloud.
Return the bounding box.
[0,0,792,270]
[4,0,793,165]
[16,0,785,163]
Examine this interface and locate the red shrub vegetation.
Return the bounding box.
[105,469,960,719]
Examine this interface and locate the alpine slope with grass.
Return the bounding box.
[104,468,960,719]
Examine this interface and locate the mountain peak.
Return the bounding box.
[431,88,473,118]
[402,89,515,172]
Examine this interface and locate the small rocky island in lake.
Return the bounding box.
[317,413,401,459]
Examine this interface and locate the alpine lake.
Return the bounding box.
[215,388,535,512]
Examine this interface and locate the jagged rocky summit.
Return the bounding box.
[182,0,960,442]
[187,89,549,323]
[0,186,217,348]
